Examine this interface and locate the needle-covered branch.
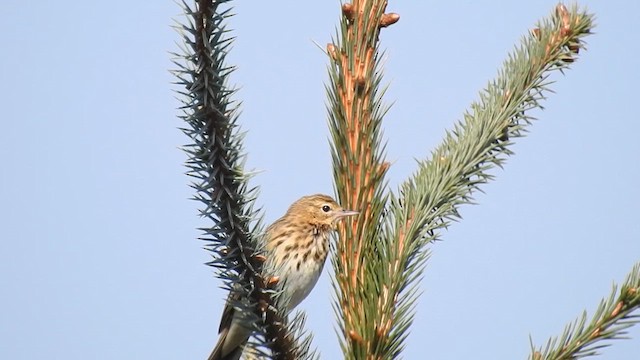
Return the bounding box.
[328,2,597,359]
[529,262,640,359]
[377,4,595,358]
[326,0,397,358]
[172,1,313,358]
[376,5,595,357]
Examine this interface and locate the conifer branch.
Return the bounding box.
[172,1,312,358]
[529,262,640,359]
[326,0,397,358]
[327,2,597,359]
[381,4,595,357]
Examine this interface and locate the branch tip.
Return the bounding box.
[342,3,355,22]
[555,3,570,30]
[379,13,400,28]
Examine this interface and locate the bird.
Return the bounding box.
[208,194,358,360]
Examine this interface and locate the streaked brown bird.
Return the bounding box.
[208,194,358,360]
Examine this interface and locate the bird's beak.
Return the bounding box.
[332,210,358,227]
[337,210,359,218]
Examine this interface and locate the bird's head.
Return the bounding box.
[286,194,359,228]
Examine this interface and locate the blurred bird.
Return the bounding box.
[208,194,358,360]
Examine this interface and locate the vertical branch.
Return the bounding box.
[173,1,311,358]
[327,0,398,358]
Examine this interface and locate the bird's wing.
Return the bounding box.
[209,291,250,360]
[218,291,238,333]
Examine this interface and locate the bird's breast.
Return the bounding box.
[280,254,327,309]
[272,233,329,309]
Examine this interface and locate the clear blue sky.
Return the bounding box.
[1,1,639,359]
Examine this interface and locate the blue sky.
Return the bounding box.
[1,1,639,359]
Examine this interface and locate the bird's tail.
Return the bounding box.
[207,325,249,360]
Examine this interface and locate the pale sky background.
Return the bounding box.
[1,1,639,359]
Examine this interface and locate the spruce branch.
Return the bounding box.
[529,262,640,360]
[327,2,596,359]
[172,1,313,358]
[326,1,397,358]
[379,4,595,357]
[384,5,593,358]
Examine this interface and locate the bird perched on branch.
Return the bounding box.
[208,194,358,360]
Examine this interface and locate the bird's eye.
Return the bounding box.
[322,205,331,212]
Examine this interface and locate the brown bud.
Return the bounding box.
[257,299,269,312]
[611,301,624,317]
[380,13,400,28]
[556,3,569,21]
[266,275,280,287]
[254,254,267,263]
[348,330,364,345]
[342,3,355,21]
[556,4,571,32]
[327,43,338,61]
[355,75,366,89]
[379,161,391,174]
